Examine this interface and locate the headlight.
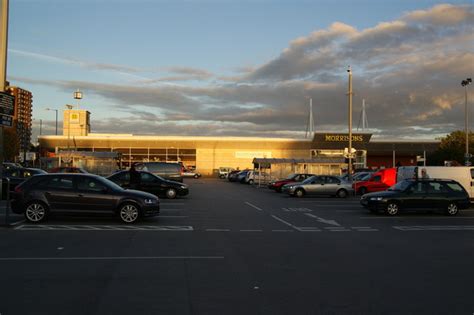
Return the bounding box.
[144,198,156,204]
[287,186,294,189]
[370,197,384,201]
[181,185,187,189]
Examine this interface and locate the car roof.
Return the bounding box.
[34,173,101,178]
[403,178,459,183]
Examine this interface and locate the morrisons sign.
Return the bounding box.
[312,133,372,147]
[324,134,364,142]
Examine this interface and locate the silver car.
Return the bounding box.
[282,175,354,198]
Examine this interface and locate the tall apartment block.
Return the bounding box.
[8,86,33,154]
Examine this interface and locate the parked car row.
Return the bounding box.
[236,167,471,216]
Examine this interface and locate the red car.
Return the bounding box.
[268,173,315,192]
[354,168,397,195]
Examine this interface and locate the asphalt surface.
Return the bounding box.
[1,178,474,315]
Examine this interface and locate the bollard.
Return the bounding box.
[4,177,10,225]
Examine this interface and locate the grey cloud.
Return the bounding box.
[245,4,473,82]
[165,67,213,78]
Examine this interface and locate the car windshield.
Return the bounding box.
[286,173,297,180]
[388,180,412,191]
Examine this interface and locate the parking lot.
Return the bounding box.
[1,178,474,314]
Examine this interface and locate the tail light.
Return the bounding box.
[14,185,23,194]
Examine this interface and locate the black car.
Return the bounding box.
[11,174,160,223]
[360,179,470,216]
[107,170,189,199]
[227,170,241,182]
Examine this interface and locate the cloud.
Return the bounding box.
[9,49,143,74]
[14,3,474,140]
[403,4,474,25]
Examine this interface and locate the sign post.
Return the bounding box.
[1,0,11,203]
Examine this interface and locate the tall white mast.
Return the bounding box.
[357,98,369,131]
[305,98,315,138]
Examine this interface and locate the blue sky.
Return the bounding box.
[6,0,474,140]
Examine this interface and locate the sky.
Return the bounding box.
[6,0,474,141]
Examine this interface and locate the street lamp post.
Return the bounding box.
[347,66,353,179]
[45,107,58,135]
[462,78,472,166]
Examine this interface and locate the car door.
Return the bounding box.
[74,176,116,212]
[42,176,77,211]
[139,172,162,196]
[425,182,448,210]
[368,175,385,192]
[404,182,430,210]
[305,176,324,195]
[324,176,342,195]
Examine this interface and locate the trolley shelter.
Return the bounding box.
[252,157,346,186]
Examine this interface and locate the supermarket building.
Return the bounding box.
[38,109,440,176]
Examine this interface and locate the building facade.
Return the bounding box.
[37,109,440,175]
[8,86,33,156]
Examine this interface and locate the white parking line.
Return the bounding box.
[324,227,351,231]
[205,229,231,232]
[271,230,294,232]
[0,256,224,261]
[360,216,474,219]
[14,225,194,231]
[297,227,322,232]
[270,215,299,230]
[245,202,263,211]
[239,229,263,232]
[394,225,474,231]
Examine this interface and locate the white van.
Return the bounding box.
[397,166,474,201]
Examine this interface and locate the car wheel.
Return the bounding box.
[295,188,305,198]
[118,203,140,224]
[248,179,254,185]
[166,188,177,199]
[446,202,459,216]
[386,202,399,216]
[25,201,48,223]
[359,187,367,195]
[275,187,282,193]
[336,189,348,198]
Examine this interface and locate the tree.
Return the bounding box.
[428,130,473,166]
[3,127,20,161]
